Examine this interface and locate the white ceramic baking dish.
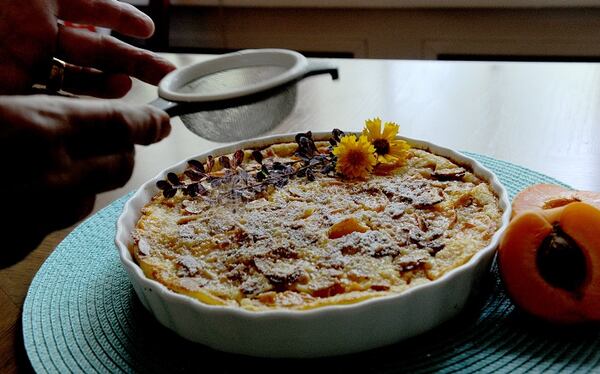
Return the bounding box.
[115,132,511,358]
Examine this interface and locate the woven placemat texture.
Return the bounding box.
[22,153,600,373]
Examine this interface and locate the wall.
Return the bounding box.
[167,6,600,60]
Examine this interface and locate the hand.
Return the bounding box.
[0,95,171,265]
[0,0,175,96]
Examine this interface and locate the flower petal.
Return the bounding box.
[363,118,382,141]
[381,122,399,140]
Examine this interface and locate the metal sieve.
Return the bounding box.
[150,49,339,142]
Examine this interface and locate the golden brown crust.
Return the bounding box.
[132,142,502,311]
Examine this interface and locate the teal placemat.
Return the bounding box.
[22,153,600,373]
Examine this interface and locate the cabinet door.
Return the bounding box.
[424,39,600,61]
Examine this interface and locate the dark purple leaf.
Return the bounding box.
[186,183,200,197]
[294,131,314,144]
[252,150,263,164]
[298,136,312,153]
[220,155,231,169]
[187,159,205,173]
[306,169,315,181]
[206,155,214,172]
[232,150,244,168]
[163,188,177,198]
[167,172,180,186]
[332,128,344,142]
[156,180,171,190]
[184,170,204,181]
[296,133,316,153]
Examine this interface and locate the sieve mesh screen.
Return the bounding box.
[179,85,297,142]
[178,66,288,96]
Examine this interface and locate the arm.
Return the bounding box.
[0,95,171,265]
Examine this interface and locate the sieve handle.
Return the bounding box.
[150,97,214,117]
[150,60,339,118]
[302,61,339,80]
[149,97,181,117]
[149,84,293,117]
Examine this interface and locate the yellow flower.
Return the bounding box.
[362,117,410,164]
[332,134,377,179]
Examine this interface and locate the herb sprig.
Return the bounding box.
[156,129,344,202]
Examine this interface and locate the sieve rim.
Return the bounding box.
[157,49,308,103]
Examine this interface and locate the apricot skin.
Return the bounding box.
[512,184,600,218]
[498,202,600,323]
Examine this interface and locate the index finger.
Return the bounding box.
[58,98,171,158]
[56,0,154,38]
[57,26,175,85]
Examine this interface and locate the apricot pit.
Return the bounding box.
[536,224,587,293]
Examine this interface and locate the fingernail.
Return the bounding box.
[127,2,155,38]
[138,14,155,38]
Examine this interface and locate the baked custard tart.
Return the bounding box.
[131,122,502,311]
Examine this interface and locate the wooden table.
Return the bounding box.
[2,54,600,372]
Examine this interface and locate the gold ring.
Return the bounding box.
[46,57,66,93]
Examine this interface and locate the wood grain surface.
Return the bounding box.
[2,54,600,373]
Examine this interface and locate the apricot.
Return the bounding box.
[328,217,369,239]
[512,184,600,218]
[498,202,600,323]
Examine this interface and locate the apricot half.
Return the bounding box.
[498,202,600,323]
[512,184,600,218]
